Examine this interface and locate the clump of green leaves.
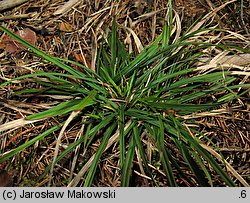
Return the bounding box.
[0,4,249,186]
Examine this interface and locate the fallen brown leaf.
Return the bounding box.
[0,28,37,53]
[59,22,73,32]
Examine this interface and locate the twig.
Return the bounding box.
[0,13,36,21]
[0,0,28,12]
[53,0,83,16]
[214,148,250,152]
[240,0,249,35]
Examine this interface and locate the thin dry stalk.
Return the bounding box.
[48,110,80,186]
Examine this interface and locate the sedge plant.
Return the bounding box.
[0,5,249,186]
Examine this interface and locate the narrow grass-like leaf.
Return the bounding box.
[114,33,163,81]
[133,124,156,185]
[0,26,85,78]
[0,125,61,163]
[193,142,236,186]
[85,114,116,147]
[121,136,136,186]
[119,104,125,168]
[190,150,213,186]
[99,66,121,95]
[26,90,97,120]
[58,58,100,79]
[26,99,82,120]
[161,147,177,186]
[84,123,116,186]
[73,90,97,111]
[179,142,209,186]
[157,117,177,186]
